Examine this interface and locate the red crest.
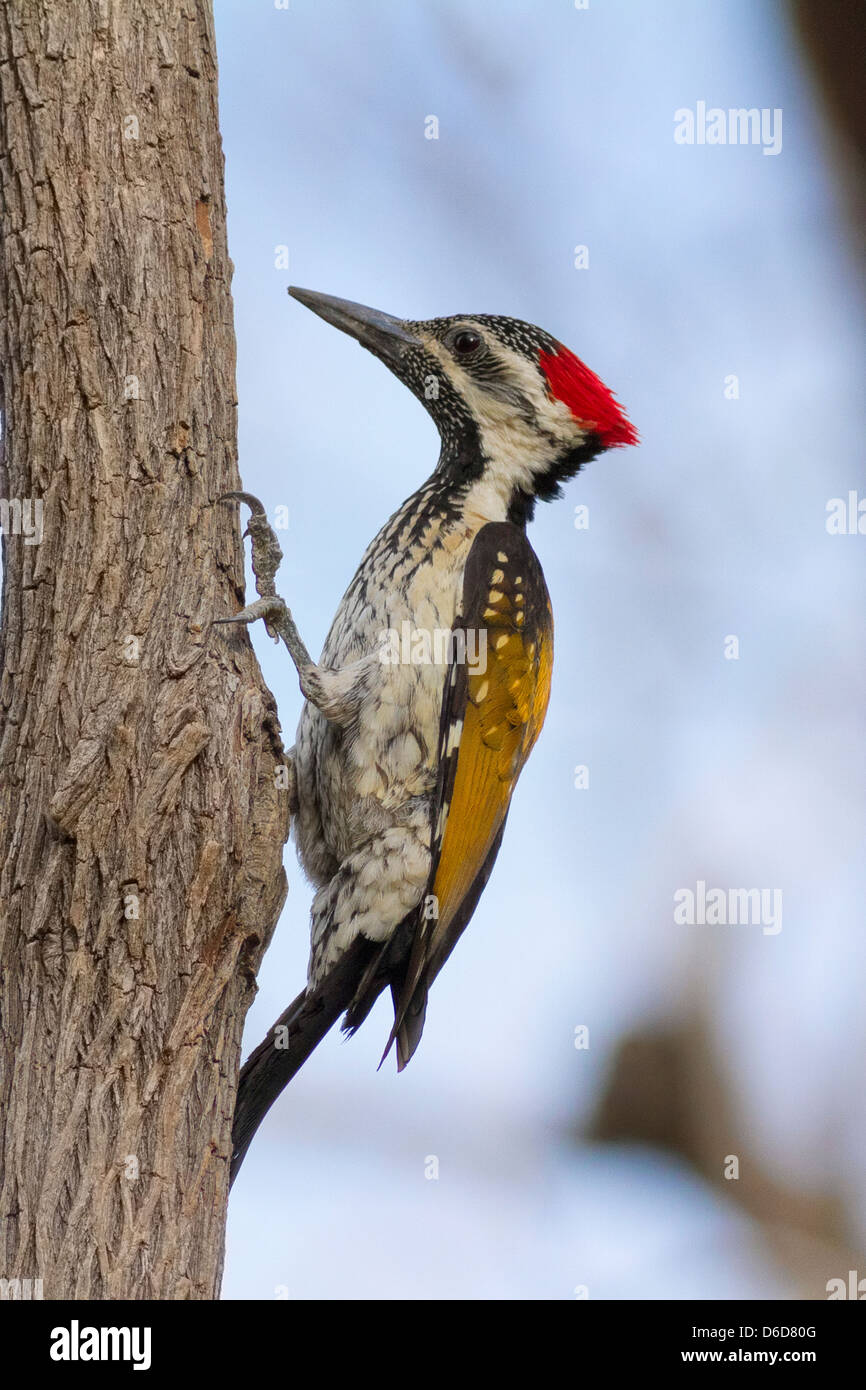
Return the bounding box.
[539,343,638,448]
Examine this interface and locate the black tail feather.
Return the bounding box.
[230,937,378,1186]
[394,982,428,1072]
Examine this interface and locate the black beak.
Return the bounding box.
[288,287,419,367]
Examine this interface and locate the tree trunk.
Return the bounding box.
[0,1,289,1299]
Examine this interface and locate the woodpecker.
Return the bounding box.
[225,287,637,1183]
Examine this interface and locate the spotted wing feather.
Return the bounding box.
[386,519,554,1068]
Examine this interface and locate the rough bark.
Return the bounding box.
[0,2,289,1298]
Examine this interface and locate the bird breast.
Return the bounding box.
[294,521,477,873]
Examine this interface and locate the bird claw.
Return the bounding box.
[214,594,287,642]
[218,490,268,517]
[218,491,283,598]
[215,491,288,641]
[215,489,313,667]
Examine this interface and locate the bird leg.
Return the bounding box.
[213,492,356,724]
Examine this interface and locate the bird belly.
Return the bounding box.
[293,538,471,880]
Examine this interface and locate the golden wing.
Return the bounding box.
[387,520,554,1068]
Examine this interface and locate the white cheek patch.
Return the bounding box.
[420,330,586,521]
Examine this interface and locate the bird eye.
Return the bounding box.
[452,329,481,356]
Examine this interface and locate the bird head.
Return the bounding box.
[289,287,637,525]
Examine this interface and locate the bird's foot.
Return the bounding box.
[220,491,284,599]
[214,492,315,674]
[214,490,356,726]
[213,594,288,637]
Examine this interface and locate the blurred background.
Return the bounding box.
[213,0,866,1299]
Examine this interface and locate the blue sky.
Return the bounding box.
[213,0,865,1298]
